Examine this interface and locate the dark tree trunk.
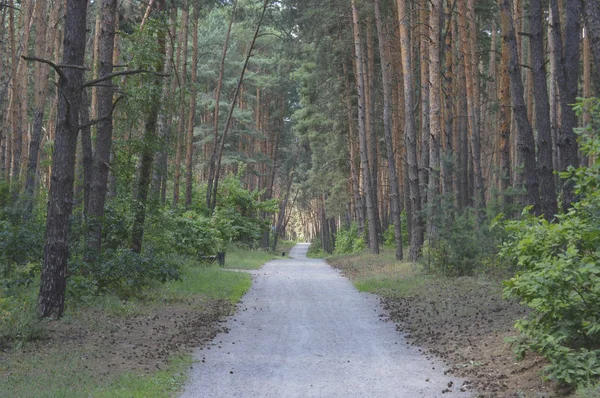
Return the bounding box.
[583,0,600,80]
[554,0,582,208]
[352,0,379,254]
[499,35,513,213]
[398,0,423,261]
[38,0,89,319]
[499,0,540,214]
[529,0,558,220]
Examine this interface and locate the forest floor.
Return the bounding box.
[328,250,573,398]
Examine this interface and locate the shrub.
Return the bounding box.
[422,210,498,276]
[499,97,600,386]
[69,249,181,300]
[334,223,365,255]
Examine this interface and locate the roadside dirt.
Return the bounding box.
[330,258,570,398]
[4,297,232,383]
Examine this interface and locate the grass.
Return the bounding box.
[224,241,297,270]
[1,254,256,398]
[327,248,429,298]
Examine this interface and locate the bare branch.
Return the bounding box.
[22,56,66,81]
[82,69,168,88]
[78,95,125,130]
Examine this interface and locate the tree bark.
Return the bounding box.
[38,0,88,319]
[185,2,199,208]
[352,0,379,254]
[397,0,423,261]
[86,0,117,259]
[583,0,600,81]
[498,32,512,212]
[173,0,188,206]
[529,0,558,220]
[374,0,402,260]
[499,0,540,213]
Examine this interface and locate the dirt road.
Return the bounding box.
[180,243,471,397]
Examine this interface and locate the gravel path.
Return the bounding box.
[181,243,472,397]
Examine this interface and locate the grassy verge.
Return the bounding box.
[224,241,297,270]
[1,255,255,398]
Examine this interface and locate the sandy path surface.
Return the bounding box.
[180,243,472,397]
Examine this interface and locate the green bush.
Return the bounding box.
[499,97,600,386]
[334,223,365,255]
[422,210,498,276]
[0,291,46,348]
[383,212,408,249]
[69,249,181,300]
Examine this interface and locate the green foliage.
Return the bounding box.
[422,210,499,276]
[334,223,365,255]
[69,250,181,301]
[0,290,46,348]
[499,98,600,386]
[383,212,408,249]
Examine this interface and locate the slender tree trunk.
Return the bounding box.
[458,0,485,211]
[86,0,117,259]
[352,0,379,254]
[209,0,270,212]
[499,33,513,212]
[442,0,454,200]
[185,2,199,208]
[529,0,557,219]
[397,0,423,261]
[131,0,166,253]
[343,62,365,236]
[499,0,540,213]
[173,0,188,206]
[206,0,238,209]
[419,0,430,206]
[38,0,88,319]
[428,0,442,238]
[374,0,402,259]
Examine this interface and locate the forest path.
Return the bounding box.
[180,243,471,397]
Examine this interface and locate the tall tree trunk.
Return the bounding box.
[352,0,379,254]
[499,32,513,212]
[397,0,423,261]
[209,0,270,213]
[442,0,454,200]
[185,2,199,208]
[374,0,402,260]
[458,0,485,211]
[173,0,188,206]
[529,0,558,219]
[38,0,89,319]
[131,0,166,253]
[206,0,238,209]
[419,0,430,206]
[428,0,442,237]
[499,0,540,213]
[583,0,600,83]
[86,0,117,259]
[343,62,365,236]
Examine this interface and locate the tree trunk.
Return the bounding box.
[374,0,402,260]
[206,0,237,209]
[428,0,442,238]
[419,0,430,206]
[86,0,117,259]
[583,0,600,81]
[352,0,379,254]
[397,0,423,261]
[529,0,558,220]
[173,0,188,206]
[499,33,513,212]
[185,2,199,208]
[38,0,89,319]
[499,0,540,213]
[131,0,166,254]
